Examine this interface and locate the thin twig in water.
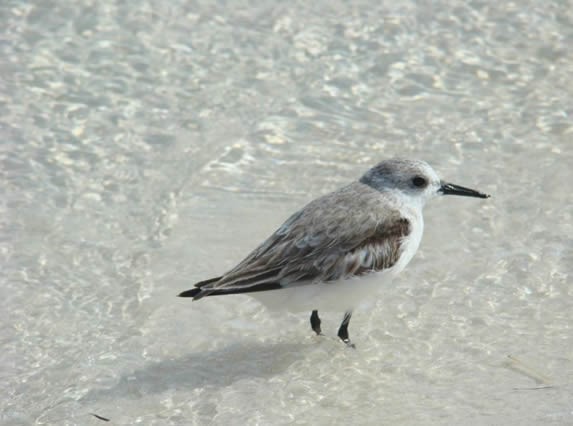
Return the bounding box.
[512,385,555,391]
[90,413,110,422]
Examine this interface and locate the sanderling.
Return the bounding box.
[179,159,490,346]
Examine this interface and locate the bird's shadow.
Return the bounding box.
[81,340,312,404]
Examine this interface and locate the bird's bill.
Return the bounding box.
[439,182,490,198]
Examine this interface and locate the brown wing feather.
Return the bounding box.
[188,182,411,298]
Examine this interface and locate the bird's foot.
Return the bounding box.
[337,311,354,348]
[339,337,356,349]
[310,310,322,336]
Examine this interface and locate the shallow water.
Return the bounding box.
[1,0,572,424]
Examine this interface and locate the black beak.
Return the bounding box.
[439,182,490,199]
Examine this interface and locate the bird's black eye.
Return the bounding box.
[412,176,427,188]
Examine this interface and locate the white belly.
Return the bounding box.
[249,271,391,312]
[389,211,424,276]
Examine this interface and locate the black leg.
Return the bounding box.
[310,310,322,335]
[337,311,355,348]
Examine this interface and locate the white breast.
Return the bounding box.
[387,208,424,277]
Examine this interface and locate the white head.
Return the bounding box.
[359,159,490,205]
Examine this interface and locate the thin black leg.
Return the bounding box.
[310,310,322,335]
[337,311,355,348]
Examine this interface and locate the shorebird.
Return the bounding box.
[179,159,490,346]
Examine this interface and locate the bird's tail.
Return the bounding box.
[178,276,222,300]
[178,277,282,300]
[177,287,203,298]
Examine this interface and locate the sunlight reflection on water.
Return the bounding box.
[1,0,572,424]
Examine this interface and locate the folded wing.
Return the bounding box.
[179,183,410,300]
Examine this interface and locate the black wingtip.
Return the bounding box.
[178,288,202,298]
[179,276,223,299]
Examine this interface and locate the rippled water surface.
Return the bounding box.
[2,0,572,424]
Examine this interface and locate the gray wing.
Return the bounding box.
[191,182,410,298]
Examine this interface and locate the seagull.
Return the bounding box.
[179,159,490,346]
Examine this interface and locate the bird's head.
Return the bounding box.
[359,158,490,205]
